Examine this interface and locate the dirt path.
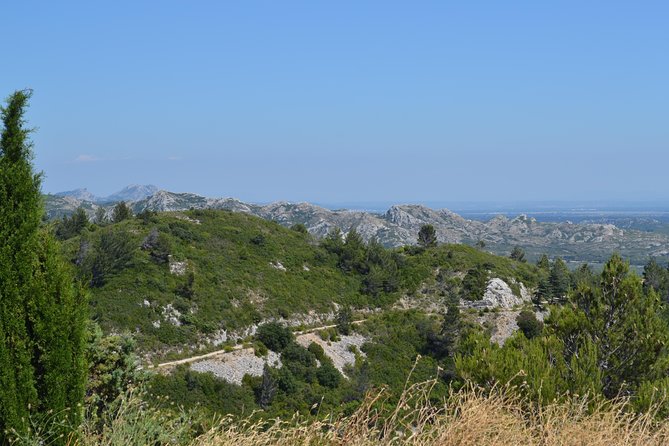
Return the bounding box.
[150,319,366,370]
[150,305,536,370]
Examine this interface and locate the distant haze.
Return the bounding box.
[3,2,667,203]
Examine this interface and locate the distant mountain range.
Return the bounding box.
[46,186,669,266]
[54,184,159,204]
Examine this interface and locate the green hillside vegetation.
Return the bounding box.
[56,209,544,355]
[398,242,541,298]
[26,207,669,443]
[147,309,452,421]
[59,209,367,351]
[120,254,669,435]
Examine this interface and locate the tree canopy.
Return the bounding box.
[0,90,87,442]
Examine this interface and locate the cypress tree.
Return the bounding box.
[0,90,87,440]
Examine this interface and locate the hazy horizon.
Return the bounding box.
[47,183,669,216]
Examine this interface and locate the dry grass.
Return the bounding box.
[189,381,669,446]
[31,367,667,446]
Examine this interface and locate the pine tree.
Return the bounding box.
[112,200,132,222]
[549,257,570,302]
[417,224,437,248]
[55,207,89,240]
[571,262,595,289]
[461,265,488,301]
[0,90,87,440]
[643,257,669,303]
[536,254,550,271]
[258,365,277,409]
[534,275,552,305]
[510,246,526,262]
[552,254,669,398]
[94,206,107,225]
[440,298,462,356]
[339,229,366,273]
[320,227,344,256]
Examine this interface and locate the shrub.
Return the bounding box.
[290,223,308,234]
[254,342,269,357]
[308,342,326,362]
[316,363,342,388]
[86,323,144,422]
[55,207,89,240]
[461,266,488,301]
[250,234,266,246]
[256,322,294,352]
[141,228,171,263]
[516,310,543,339]
[282,342,317,382]
[510,246,526,262]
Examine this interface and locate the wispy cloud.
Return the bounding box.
[73,154,103,163]
[167,155,183,161]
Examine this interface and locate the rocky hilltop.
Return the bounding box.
[102,184,159,203]
[46,189,669,265]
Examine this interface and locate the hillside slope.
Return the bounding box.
[61,209,541,356]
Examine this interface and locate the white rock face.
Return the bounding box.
[482,278,529,308]
[270,261,287,271]
[463,278,531,309]
[169,257,188,275]
[162,304,182,326]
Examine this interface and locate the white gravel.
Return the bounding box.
[296,332,367,374]
[190,350,281,385]
[188,332,368,384]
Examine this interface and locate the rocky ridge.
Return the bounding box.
[46,189,669,265]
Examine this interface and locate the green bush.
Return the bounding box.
[316,363,341,388]
[290,223,308,234]
[256,322,294,352]
[254,341,269,357]
[516,310,543,339]
[308,342,326,362]
[86,322,144,422]
[461,265,488,301]
[149,367,256,416]
[281,343,317,381]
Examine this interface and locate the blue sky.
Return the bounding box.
[2,1,668,204]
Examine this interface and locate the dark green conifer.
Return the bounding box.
[549,257,570,302]
[536,254,550,271]
[417,224,438,248]
[510,246,526,262]
[0,90,87,441]
[112,200,132,222]
[643,257,669,303]
[556,254,669,398]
